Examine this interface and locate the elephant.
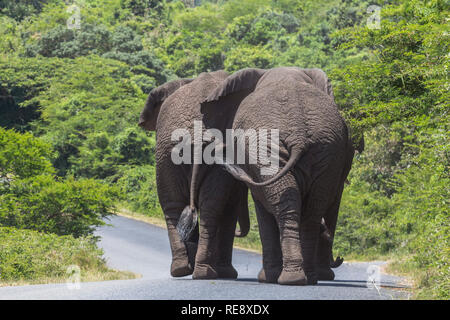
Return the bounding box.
[180,67,357,285]
[138,70,250,280]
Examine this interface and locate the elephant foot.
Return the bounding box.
[192,263,218,280]
[317,267,335,281]
[216,265,238,279]
[171,259,193,277]
[257,267,281,283]
[277,268,308,286]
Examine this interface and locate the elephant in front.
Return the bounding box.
[138,71,249,279]
[180,67,357,285]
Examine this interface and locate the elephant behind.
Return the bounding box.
[138,71,249,279]
[185,67,356,285]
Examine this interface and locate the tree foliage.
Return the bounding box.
[0,128,117,237]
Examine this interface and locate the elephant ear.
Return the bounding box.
[139,78,194,131]
[204,68,267,103]
[302,68,334,100]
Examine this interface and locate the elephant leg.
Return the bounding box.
[163,203,198,277]
[259,174,306,285]
[192,212,220,280]
[157,161,197,278]
[254,199,282,283]
[214,200,239,279]
[316,182,345,280]
[316,148,352,280]
[303,157,343,283]
[299,215,321,285]
[277,208,307,286]
[192,169,232,280]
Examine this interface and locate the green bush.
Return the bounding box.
[0,127,117,237]
[0,0,52,21]
[0,175,117,237]
[0,226,107,282]
[0,127,55,180]
[335,124,449,299]
[116,165,162,218]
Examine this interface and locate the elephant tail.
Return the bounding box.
[176,164,200,242]
[222,147,303,187]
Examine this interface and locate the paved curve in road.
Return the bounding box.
[0,215,409,300]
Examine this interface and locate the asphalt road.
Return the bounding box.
[0,215,409,300]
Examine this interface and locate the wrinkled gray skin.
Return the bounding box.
[138,71,249,279]
[195,67,358,285]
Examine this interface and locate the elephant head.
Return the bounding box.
[138,78,194,131]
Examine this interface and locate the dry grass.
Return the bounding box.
[0,269,139,287]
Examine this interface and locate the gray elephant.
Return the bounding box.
[138,71,249,279]
[181,67,356,285]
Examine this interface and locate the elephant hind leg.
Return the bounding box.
[214,196,241,279]
[163,204,198,277]
[316,183,345,280]
[254,199,282,284]
[260,175,307,286]
[192,169,236,280]
[304,162,344,282]
[277,209,308,286]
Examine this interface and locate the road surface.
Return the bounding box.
[0,215,409,300]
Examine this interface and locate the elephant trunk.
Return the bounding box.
[176,163,200,242]
[222,147,303,187]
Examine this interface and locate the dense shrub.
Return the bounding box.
[0,0,52,21]
[115,165,162,217]
[0,128,117,237]
[0,226,106,282]
[0,127,55,181]
[0,175,117,237]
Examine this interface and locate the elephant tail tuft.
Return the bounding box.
[177,206,198,242]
